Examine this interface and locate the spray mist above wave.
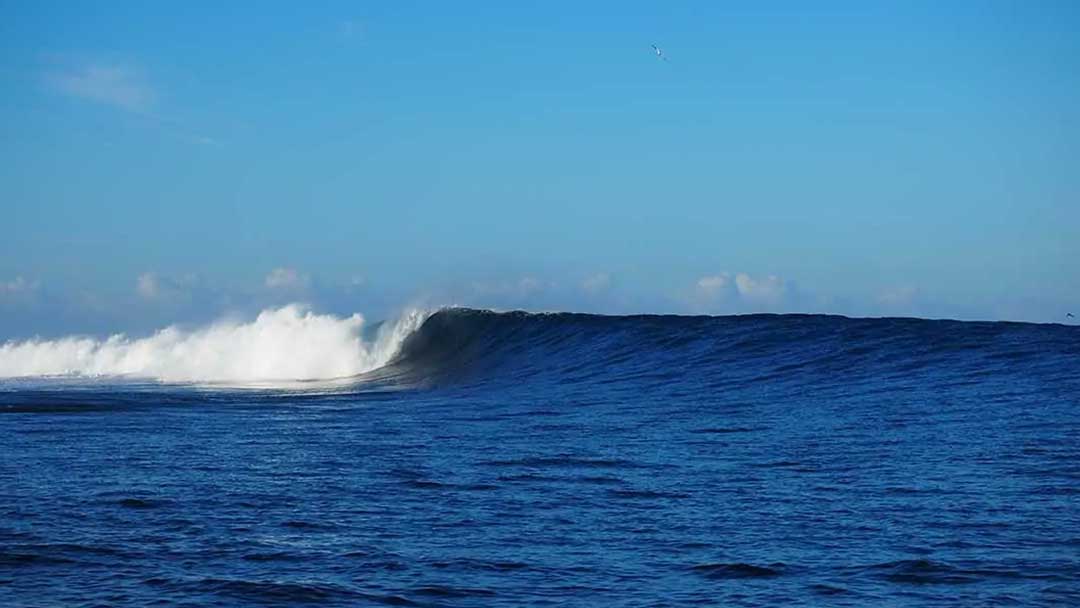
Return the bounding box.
[0,304,430,384]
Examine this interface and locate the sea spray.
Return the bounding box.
[0,304,430,383]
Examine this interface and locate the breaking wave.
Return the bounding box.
[2,306,1076,393]
[0,304,430,384]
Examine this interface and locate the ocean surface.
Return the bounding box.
[1,308,1078,606]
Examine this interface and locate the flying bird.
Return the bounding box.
[1068,312,1075,318]
[651,44,669,62]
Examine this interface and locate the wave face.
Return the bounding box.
[0,305,429,384]
[380,308,1080,393]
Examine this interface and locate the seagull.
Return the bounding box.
[1068,312,1075,318]
[651,44,669,62]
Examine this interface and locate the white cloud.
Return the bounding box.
[581,273,612,294]
[691,271,792,312]
[734,273,786,305]
[696,273,732,295]
[51,64,156,112]
[265,267,310,290]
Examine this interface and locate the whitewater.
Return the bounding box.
[0,304,429,384]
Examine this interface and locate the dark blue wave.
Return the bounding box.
[2,308,1079,606]
[376,308,1079,395]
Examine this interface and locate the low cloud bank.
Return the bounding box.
[692,272,794,312]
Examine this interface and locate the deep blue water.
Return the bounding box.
[2,309,1079,606]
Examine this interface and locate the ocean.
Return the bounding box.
[1,308,1078,606]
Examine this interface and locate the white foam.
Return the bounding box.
[0,304,429,384]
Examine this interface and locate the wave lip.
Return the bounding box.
[0,304,429,386]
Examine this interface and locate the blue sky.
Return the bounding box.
[2,1,1078,336]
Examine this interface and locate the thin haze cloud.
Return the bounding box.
[339,19,364,40]
[1,277,39,295]
[692,272,792,312]
[877,286,920,309]
[47,60,218,145]
[265,268,311,290]
[50,64,156,113]
[582,273,612,294]
[136,273,161,299]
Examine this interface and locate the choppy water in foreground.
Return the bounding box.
[2,309,1078,606]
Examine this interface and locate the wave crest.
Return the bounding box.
[0,304,429,384]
